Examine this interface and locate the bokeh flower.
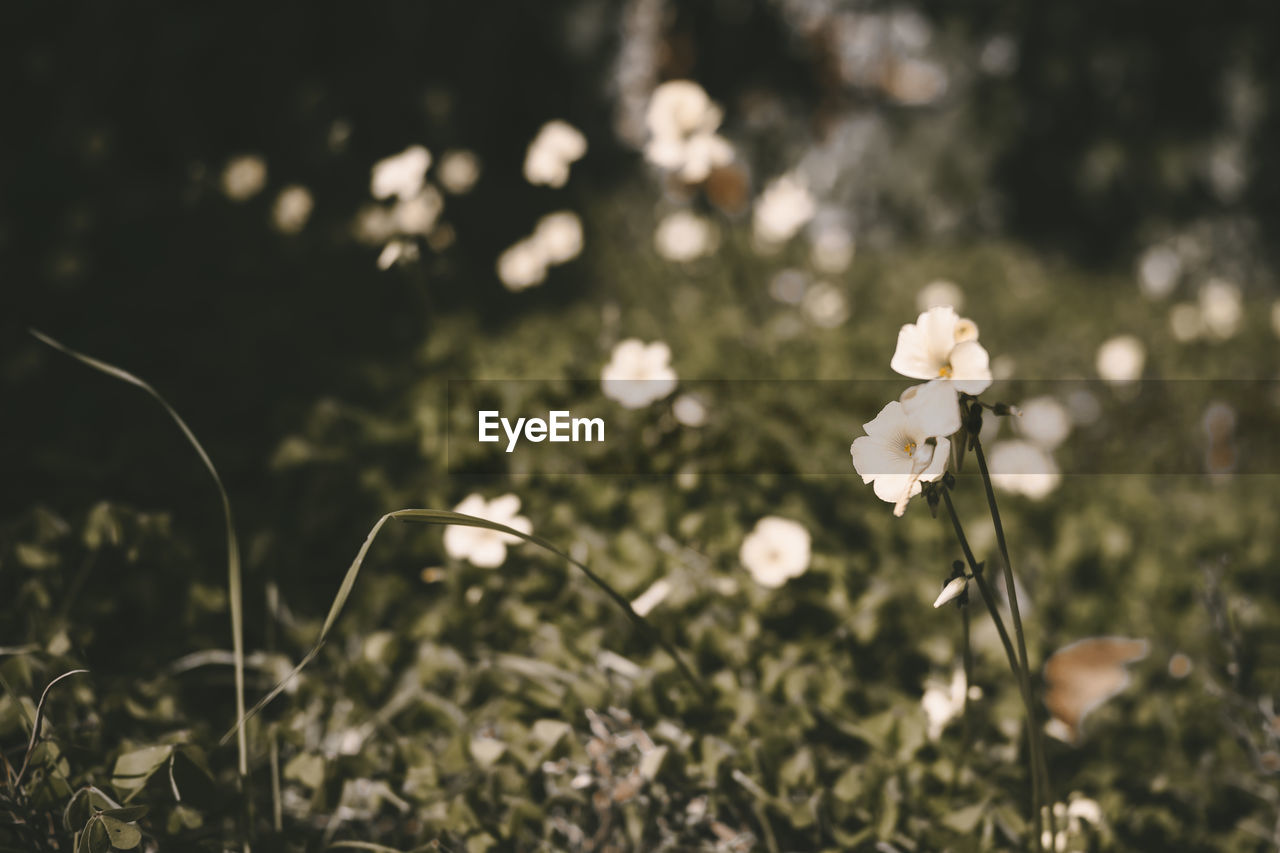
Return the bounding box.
[986,440,1060,499]
[496,237,549,291]
[850,400,951,515]
[1095,335,1144,383]
[922,668,967,740]
[654,210,717,262]
[644,80,734,182]
[532,211,583,265]
[524,120,587,188]
[1015,396,1071,450]
[739,516,811,588]
[443,494,532,569]
[438,149,481,195]
[371,145,431,201]
[1198,278,1242,339]
[890,306,991,394]
[222,154,267,201]
[601,339,677,408]
[272,185,314,234]
[752,172,816,249]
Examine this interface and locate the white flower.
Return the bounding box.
[1198,278,1242,339]
[809,222,855,273]
[915,279,964,312]
[391,186,444,236]
[1169,302,1205,342]
[850,400,951,516]
[752,172,816,248]
[739,516,811,588]
[443,494,532,569]
[654,211,716,262]
[496,238,549,291]
[644,81,734,182]
[631,578,672,617]
[221,154,267,201]
[601,339,677,408]
[986,440,1060,500]
[1015,396,1071,450]
[922,668,966,740]
[438,149,481,195]
[672,394,707,427]
[532,211,583,264]
[1042,794,1105,852]
[523,121,587,188]
[1138,244,1181,299]
[891,306,992,395]
[271,185,314,234]
[371,145,431,201]
[801,281,850,328]
[898,380,962,441]
[1095,334,1144,383]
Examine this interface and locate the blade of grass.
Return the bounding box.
[221,508,708,746]
[29,331,250,788]
[13,669,89,789]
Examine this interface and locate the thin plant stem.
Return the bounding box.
[941,488,1044,852]
[972,435,1055,842]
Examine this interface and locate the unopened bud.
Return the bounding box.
[933,576,968,608]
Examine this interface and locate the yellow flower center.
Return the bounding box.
[938,364,953,378]
[904,440,917,456]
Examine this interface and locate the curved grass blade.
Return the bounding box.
[221,508,707,746]
[14,669,89,789]
[29,330,249,782]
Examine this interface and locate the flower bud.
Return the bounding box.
[933,576,968,608]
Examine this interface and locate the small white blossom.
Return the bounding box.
[391,186,444,236]
[739,516,811,588]
[644,81,734,182]
[809,222,855,273]
[1198,278,1242,339]
[752,172,816,249]
[221,154,267,201]
[523,121,587,188]
[922,668,966,740]
[443,494,532,569]
[437,149,481,195]
[272,185,314,234]
[654,210,716,262]
[1169,302,1205,342]
[891,306,991,395]
[496,238,549,291]
[915,279,965,312]
[533,211,583,264]
[1138,244,1181,299]
[1095,335,1145,383]
[371,145,431,201]
[672,394,708,427]
[1015,396,1072,450]
[801,281,850,328]
[601,339,677,408]
[850,400,951,516]
[986,440,1060,500]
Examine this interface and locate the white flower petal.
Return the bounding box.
[948,340,993,394]
[900,381,962,438]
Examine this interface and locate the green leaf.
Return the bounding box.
[100,815,142,850]
[111,744,172,799]
[283,752,325,789]
[942,799,989,834]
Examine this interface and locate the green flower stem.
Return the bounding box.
[972,435,1055,841]
[941,488,1044,852]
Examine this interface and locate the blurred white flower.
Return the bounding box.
[631,578,672,617]
[496,237,549,291]
[371,145,431,201]
[769,269,809,305]
[916,279,964,312]
[438,149,481,195]
[809,222,855,273]
[533,211,584,265]
[1095,335,1145,383]
[986,440,1060,500]
[801,281,850,328]
[654,210,717,262]
[1015,396,1071,450]
[891,306,992,395]
[1138,245,1181,299]
[883,56,949,105]
[752,172,816,249]
[268,185,314,234]
[922,668,966,740]
[221,154,267,201]
[376,239,419,271]
[1042,794,1106,852]
[353,204,396,245]
[644,80,734,182]
[899,380,962,440]
[524,120,587,188]
[1198,278,1242,339]
[1169,302,1205,342]
[672,394,708,427]
[601,339,677,408]
[391,186,444,236]
[443,494,532,569]
[739,516,811,588]
[850,400,951,516]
